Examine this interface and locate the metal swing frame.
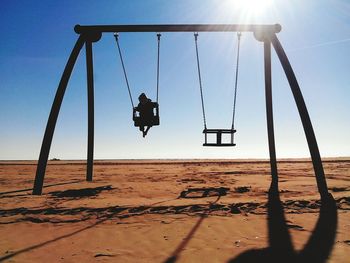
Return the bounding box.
[32,24,330,201]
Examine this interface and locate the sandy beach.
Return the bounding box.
[0,159,349,262]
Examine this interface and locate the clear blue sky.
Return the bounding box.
[0,0,349,160]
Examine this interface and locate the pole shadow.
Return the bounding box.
[163,192,224,263]
[228,189,338,263]
[0,180,83,196]
[0,208,124,261]
[164,214,206,263]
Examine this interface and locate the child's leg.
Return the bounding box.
[144,126,151,136]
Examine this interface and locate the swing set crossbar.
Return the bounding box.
[74,24,281,34]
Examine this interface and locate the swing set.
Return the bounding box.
[32,24,330,201]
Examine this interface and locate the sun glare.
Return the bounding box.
[223,0,273,21]
[237,0,272,13]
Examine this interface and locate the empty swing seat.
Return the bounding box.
[203,129,236,147]
[133,103,160,127]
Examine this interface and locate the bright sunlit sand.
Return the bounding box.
[1,159,350,262]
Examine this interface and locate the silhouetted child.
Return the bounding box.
[135,93,156,137]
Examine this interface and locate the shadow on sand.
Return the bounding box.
[49,185,113,198]
[0,186,338,262]
[163,188,226,263]
[0,179,83,196]
[228,189,338,263]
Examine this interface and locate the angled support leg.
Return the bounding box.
[32,36,85,195]
[264,40,279,192]
[85,41,94,181]
[271,34,329,199]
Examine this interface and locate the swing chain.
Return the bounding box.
[194,32,207,130]
[114,32,161,108]
[156,33,161,104]
[114,32,135,108]
[231,32,242,130]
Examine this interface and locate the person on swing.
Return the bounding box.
[134,93,157,137]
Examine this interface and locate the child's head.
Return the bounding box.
[139,93,148,103]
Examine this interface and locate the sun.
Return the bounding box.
[221,0,273,21]
[236,0,273,15]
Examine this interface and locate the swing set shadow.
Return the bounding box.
[228,190,338,263]
[164,188,227,263]
[0,186,338,262]
[163,185,337,263]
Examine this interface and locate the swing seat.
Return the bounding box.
[133,103,160,127]
[203,129,236,147]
